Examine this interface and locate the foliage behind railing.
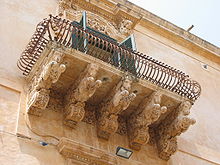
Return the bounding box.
[17,15,201,101]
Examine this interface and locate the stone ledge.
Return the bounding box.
[57,137,118,165]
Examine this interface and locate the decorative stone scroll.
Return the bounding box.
[27,52,66,116]
[127,91,167,150]
[97,76,136,140]
[156,101,196,160]
[57,137,117,165]
[64,63,102,128]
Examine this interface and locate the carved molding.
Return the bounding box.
[27,52,66,116]
[118,19,133,35]
[97,76,136,139]
[127,91,167,150]
[64,63,102,127]
[156,101,196,160]
[57,137,118,165]
[57,0,137,39]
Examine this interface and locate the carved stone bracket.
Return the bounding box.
[27,52,66,116]
[127,91,167,150]
[64,63,102,127]
[156,101,196,160]
[57,137,118,165]
[97,76,136,140]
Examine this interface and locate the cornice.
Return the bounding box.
[69,0,220,63]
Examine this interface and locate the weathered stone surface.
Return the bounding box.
[97,76,136,139]
[57,137,118,165]
[156,101,196,160]
[128,91,167,150]
[4,0,220,164]
[27,52,66,116]
[64,63,102,127]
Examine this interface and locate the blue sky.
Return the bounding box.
[129,0,220,47]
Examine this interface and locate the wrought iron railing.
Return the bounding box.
[17,15,201,101]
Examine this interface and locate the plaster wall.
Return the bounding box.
[134,25,220,165]
[0,0,220,165]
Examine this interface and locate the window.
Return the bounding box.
[71,11,137,74]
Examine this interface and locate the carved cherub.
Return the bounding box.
[85,63,100,78]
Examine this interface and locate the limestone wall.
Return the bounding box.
[134,25,220,165]
[0,0,220,165]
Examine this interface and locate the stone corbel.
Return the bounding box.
[128,91,167,150]
[64,63,102,128]
[27,52,66,116]
[156,101,196,160]
[97,76,136,140]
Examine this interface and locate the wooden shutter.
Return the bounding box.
[119,34,136,51]
[119,34,137,74]
[72,11,87,52]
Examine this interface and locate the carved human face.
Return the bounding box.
[151,110,160,122]
[181,101,192,115]
[154,92,162,104]
[88,64,98,77]
[122,79,132,90]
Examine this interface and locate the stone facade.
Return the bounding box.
[1,0,220,165]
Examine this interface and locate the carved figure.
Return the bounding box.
[36,60,66,90]
[128,91,167,150]
[156,101,195,160]
[73,77,102,102]
[97,77,136,139]
[64,64,102,127]
[27,53,66,116]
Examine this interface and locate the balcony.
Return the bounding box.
[17,15,201,161]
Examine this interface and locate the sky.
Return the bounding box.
[129,0,220,47]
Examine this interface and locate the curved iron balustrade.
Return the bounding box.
[17,15,201,101]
